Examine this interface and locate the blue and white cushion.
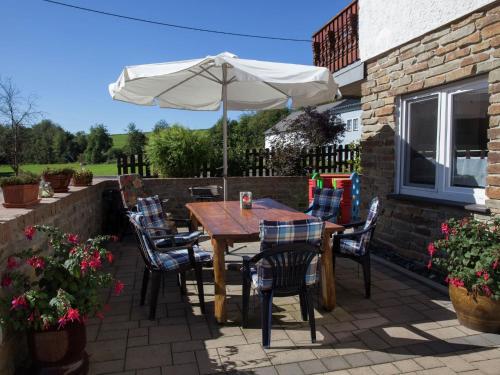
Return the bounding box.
[310,188,343,223]
[254,219,325,290]
[155,245,212,271]
[136,195,175,236]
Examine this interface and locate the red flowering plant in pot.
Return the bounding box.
[0,225,123,374]
[427,217,500,333]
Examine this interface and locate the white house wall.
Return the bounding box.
[358,0,494,61]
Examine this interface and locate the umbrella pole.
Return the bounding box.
[222,63,228,201]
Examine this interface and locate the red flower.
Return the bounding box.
[427,243,436,256]
[7,257,19,270]
[441,222,449,235]
[448,277,465,288]
[11,295,28,310]
[114,280,124,296]
[27,256,45,270]
[24,226,36,240]
[1,275,12,287]
[66,308,80,322]
[80,260,89,272]
[483,285,492,297]
[69,247,77,255]
[426,260,432,269]
[89,258,101,270]
[106,252,113,263]
[476,270,483,277]
[493,259,499,270]
[67,234,79,244]
[58,315,68,329]
[483,272,490,281]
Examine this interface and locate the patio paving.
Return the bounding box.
[86,238,500,375]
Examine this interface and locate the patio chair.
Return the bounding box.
[304,187,343,223]
[128,212,212,320]
[188,185,222,201]
[332,197,380,298]
[241,219,325,348]
[118,173,169,212]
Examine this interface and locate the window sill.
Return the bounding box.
[386,193,490,214]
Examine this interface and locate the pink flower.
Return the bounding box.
[58,315,68,329]
[67,234,79,244]
[448,277,465,288]
[80,260,89,272]
[24,226,36,240]
[441,222,449,235]
[476,270,483,277]
[7,257,19,270]
[89,258,101,269]
[483,272,490,281]
[106,252,113,263]
[426,260,432,269]
[1,275,12,288]
[69,247,77,255]
[27,256,45,270]
[483,285,492,297]
[427,243,436,257]
[11,295,28,310]
[114,280,124,296]
[66,308,80,322]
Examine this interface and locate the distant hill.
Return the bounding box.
[111,129,209,149]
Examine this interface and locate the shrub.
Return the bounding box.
[73,169,93,184]
[42,167,75,176]
[0,172,40,187]
[428,217,500,300]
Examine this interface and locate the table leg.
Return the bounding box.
[321,231,336,311]
[189,211,199,232]
[212,238,227,323]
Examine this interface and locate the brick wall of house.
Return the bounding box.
[360,3,500,260]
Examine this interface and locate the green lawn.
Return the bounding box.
[111,132,151,149]
[0,163,117,177]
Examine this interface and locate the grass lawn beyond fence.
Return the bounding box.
[0,163,117,177]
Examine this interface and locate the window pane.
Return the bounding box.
[346,119,352,131]
[353,118,359,131]
[405,97,438,187]
[451,89,488,188]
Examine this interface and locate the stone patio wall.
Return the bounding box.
[360,3,500,260]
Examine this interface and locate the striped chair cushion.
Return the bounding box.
[136,195,176,236]
[255,219,325,291]
[310,188,343,223]
[155,245,212,271]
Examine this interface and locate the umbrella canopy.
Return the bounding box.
[109,52,339,199]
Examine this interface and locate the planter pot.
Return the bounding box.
[449,285,500,333]
[44,174,72,193]
[27,322,88,374]
[72,178,93,187]
[2,183,40,208]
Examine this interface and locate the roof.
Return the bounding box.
[264,98,361,135]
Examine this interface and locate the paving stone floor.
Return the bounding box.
[87,238,500,375]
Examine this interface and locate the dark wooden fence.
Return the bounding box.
[117,145,359,177]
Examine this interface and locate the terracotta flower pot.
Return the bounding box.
[449,285,500,333]
[27,322,89,374]
[44,174,72,193]
[2,183,40,208]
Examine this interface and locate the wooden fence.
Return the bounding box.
[117,145,359,177]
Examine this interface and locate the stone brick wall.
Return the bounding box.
[0,180,115,374]
[145,176,309,218]
[360,3,500,260]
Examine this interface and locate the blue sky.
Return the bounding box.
[2,0,349,134]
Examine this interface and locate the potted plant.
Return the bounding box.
[72,169,93,187]
[42,168,75,193]
[0,172,40,208]
[0,225,123,374]
[428,217,500,333]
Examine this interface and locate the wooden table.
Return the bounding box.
[186,198,344,323]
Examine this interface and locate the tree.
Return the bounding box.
[84,124,113,163]
[268,107,346,176]
[152,119,169,134]
[124,122,147,155]
[146,124,210,177]
[0,77,40,175]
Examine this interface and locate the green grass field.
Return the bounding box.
[0,163,117,177]
[111,132,152,149]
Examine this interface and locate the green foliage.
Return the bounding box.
[0,172,40,187]
[124,123,147,155]
[152,119,169,134]
[0,225,121,331]
[428,217,500,300]
[146,124,210,177]
[84,124,113,163]
[73,169,93,184]
[42,167,75,176]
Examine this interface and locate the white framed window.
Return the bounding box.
[353,118,359,131]
[346,119,352,131]
[396,77,488,204]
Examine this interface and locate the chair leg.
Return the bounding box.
[194,264,206,314]
[149,271,161,320]
[261,291,273,349]
[299,290,308,321]
[242,276,250,328]
[178,271,187,298]
[306,288,316,343]
[362,255,371,299]
[140,267,149,306]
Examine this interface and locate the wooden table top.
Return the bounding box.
[186,198,344,241]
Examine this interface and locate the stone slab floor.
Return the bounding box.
[86,238,500,375]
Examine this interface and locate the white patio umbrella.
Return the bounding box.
[109,52,338,200]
